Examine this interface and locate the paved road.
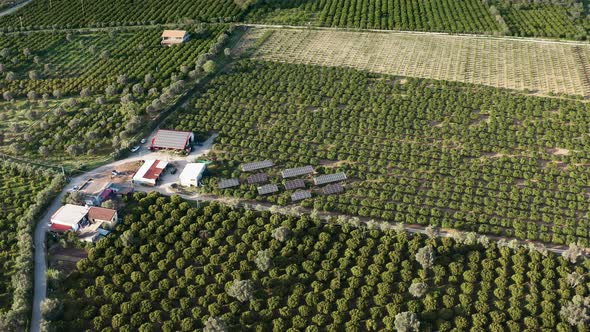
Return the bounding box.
[0,0,31,17]
[29,132,217,332]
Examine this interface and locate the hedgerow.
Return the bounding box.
[165,60,590,246]
[48,193,590,331]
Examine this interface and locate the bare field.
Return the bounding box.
[242,28,590,97]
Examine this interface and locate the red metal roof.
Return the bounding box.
[144,161,165,180]
[99,188,113,200]
[50,223,72,232]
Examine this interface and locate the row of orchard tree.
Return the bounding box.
[46,192,590,331]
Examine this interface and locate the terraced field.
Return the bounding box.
[242,28,590,97]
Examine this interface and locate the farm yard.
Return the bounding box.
[0,25,232,166]
[48,194,590,331]
[0,161,62,315]
[166,60,590,246]
[245,28,590,98]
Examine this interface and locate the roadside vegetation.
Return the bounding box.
[166,60,590,246]
[47,193,590,331]
[0,160,64,329]
[0,24,233,167]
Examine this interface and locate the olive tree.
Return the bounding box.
[271,226,290,242]
[394,311,420,332]
[562,243,582,263]
[560,295,590,326]
[203,316,227,332]
[415,246,434,270]
[408,282,428,298]
[227,279,254,302]
[254,249,272,272]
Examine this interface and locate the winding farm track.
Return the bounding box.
[0,0,31,17]
[18,21,589,332]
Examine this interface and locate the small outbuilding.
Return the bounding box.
[132,159,169,186]
[179,163,206,187]
[161,30,190,45]
[150,129,194,153]
[49,204,90,232]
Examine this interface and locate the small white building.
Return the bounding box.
[179,163,206,187]
[160,30,190,45]
[132,159,168,186]
[49,204,90,232]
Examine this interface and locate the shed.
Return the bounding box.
[150,129,194,152]
[132,159,168,186]
[161,30,190,45]
[179,163,206,187]
[50,204,90,232]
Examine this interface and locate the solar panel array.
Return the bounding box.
[281,165,314,178]
[321,183,344,195]
[313,172,347,185]
[247,173,268,184]
[257,184,279,195]
[218,178,240,189]
[291,190,312,202]
[284,179,305,190]
[241,160,274,172]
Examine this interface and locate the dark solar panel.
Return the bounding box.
[241,160,274,172]
[257,184,279,195]
[247,173,268,184]
[284,179,305,190]
[281,165,314,178]
[321,183,344,195]
[218,178,240,189]
[313,172,347,186]
[291,190,311,202]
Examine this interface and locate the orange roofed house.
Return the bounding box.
[161,30,190,45]
[88,206,118,230]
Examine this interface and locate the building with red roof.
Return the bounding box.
[132,159,169,186]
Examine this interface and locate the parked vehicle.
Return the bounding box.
[130,146,140,152]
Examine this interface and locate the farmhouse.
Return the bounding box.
[161,30,190,45]
[150,129,194,153]
[179,163,206,187]
[49,204,90,232]
[132,159,169,186]
[88,206,118,229]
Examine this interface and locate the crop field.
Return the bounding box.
[244,28,590,98]
[0,0,244,30]
[49,193,590,331]
[0,25,230,165]
[166,60,590,246]
[500,4,586,39]
[0,161,55,311]
[248,0,500,33]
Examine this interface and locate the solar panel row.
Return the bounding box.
[291,190,312,201]
[257,184,279,195]
[241,160,274,172]
[284,179,305,190]
[321,183,344,195]
[313,172,347,185]
[247,173,268,184]
[218,178,240,189]
[281,165,314,178]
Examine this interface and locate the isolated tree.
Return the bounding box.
[100,50,110,60]
[393,223,405,233]
[203,316,227,332]
[66,144,82,156]
[424,226,438,239]
[477,235,490,248]
[117,74,129,85]
[41,298,62,320]
[132,83,144,95]
[415,246,434,270]
[562,243,582,263]
[224,48,231,56]
[5,71,15,81]
[88,45,97,54]
[408,282,428,298]
[394,311,420,332]
[52,89,62,99]
[23,48,31,57]
[3,91,13,101]
[105,85,117,96]
[567,272,585,288]
[34,55,41,65]
[38,146,49,157]
[203,60,217,73]
[95,96,106,105]
[254,249,272,272]
[80,88,92,98]
[1,48,10,58]
[227,279,254,302]
[560,295,590,326]
[271,226,290,242]
[144,73,154,85]
[27,90,38,101]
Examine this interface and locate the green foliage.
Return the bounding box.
[52,193,590,331]
[166,60,590,245]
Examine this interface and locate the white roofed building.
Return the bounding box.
[132,159,169,186]
[161,30,190,45]
[49,204,90,232]
[179,163,206,187]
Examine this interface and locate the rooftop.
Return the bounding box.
[133,159,168,182]
[179,163,206,179]
[51,204,89,226]
[88,207,117,221]
[161,30,188,38]
[151,129,193,150]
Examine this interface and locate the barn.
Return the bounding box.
[132,159,169,186]
[150,129,194,153]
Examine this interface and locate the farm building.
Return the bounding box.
[49,204,90,232]
[88,207,118,229]
[132,159,169,186]
[179,163,206,187]
[161,30,190,45]
[150,129,194,153]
